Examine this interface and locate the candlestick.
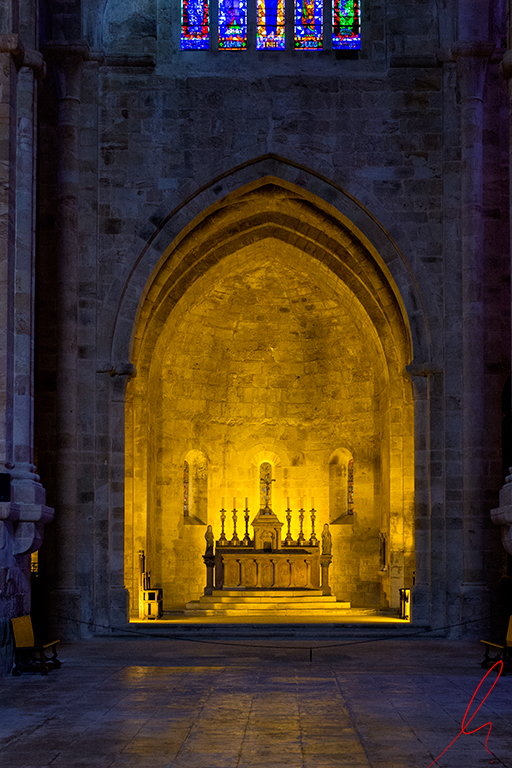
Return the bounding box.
[298,506,305,545]
[219,505,228,545]
[285,503,293,546]
[243,501,251,546]
[310,506,318,546]
[231,506,239,545]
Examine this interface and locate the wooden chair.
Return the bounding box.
[11,615,60,676]
[480,615,512,674]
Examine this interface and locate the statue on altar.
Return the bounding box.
[205,525,214,555]
[321,523,332,555]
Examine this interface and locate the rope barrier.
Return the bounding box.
[51,612,492,658]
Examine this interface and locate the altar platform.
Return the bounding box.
[127,608,411,632]
[185,588,351,617]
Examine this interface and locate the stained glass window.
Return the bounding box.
[256,0,285,50]
[332,0,360,49]
[347,458,354,514]
[184,461,189,515]
[219,0,248,49]
[181,0,361,50]
[295,0,322,50]
[181,0,210,49]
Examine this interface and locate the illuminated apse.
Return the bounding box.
[124,180,415,617]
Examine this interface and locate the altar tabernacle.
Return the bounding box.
[204,500,334,594]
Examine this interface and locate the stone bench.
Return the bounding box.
[11,615,60,676]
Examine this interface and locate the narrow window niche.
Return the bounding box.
[183,450,209,524]
[329,448,354,524]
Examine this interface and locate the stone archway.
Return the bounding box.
[123,176,416,616]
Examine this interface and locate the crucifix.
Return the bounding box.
[260,468,275,509]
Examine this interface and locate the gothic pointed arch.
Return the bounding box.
[116,160,439,617]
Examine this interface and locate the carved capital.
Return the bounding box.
[0,33,24,58]
[0,34,46,77]
[450,42,496,60]
[500,49,512,81]
[13,521,44,556]
[42,42,90,101]
[452,43,495,102]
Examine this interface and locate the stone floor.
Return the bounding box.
[1,633,511,768]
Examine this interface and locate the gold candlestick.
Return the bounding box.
[231,506,239,545]
[298,507,305,545]
[285,505,293,545]
[243,502,251,545]
[219,506,228,545]
[310,507,318,546]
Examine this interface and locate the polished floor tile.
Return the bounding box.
[1,637,511,768]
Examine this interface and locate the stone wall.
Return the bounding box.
[27,0,512,638]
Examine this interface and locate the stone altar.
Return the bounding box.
[211,504,328,591]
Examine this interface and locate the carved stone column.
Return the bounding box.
[43,45,87,640]
[452,41,495,631]
[406,363,445,629]
[0,31,52,632]
[492,50,512,556]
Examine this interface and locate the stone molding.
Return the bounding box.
[104,55,156,68]
[0,33,46,77]
[450,41,496,60]
[0,501,53,524]
[97,362,137,378]
[390,55,441,69]
[404,362,443,377]
[436,42,498,65]
[41,41,90,61]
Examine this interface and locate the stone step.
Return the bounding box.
[184,608,352,616]
[216,589,325,598]
[186,601,351,612]
[199,594,338,603]
[123,617,426,641]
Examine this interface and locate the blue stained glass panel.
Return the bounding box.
[181,0,210,49]
[332,0,361,49]
[256,0,285,50]
[219,0,247,48]
[295,0,323,49]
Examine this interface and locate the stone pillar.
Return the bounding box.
[452,40,495,632]
[320,555,332,596]
[492,51,512,556]
[203,555,215,595]
[43,45,87,640]
[0,31,52,641]
[407,365,435,628]
[11,60,52,537]
[106,366,135,630]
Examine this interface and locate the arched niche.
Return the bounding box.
[183,449,209,525]
[102,0,157,55]
[124,177,416,614]
[328,448,354,524]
